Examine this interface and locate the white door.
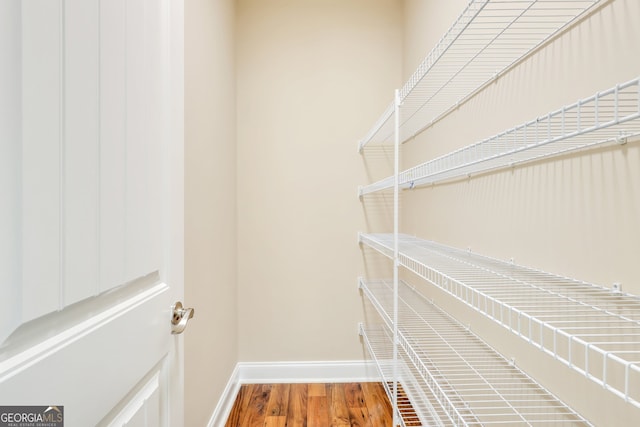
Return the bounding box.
[0,0,185,426]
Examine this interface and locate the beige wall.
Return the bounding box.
[401,0,640,425]
[236,0,403,362]
[184,0,237,425]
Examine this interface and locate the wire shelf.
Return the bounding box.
[358,0,601,151]
[359,176,395,197]
[360,322,452,427]
[361,279,592,426]
[359,77,640,195]
[360,233,640,409]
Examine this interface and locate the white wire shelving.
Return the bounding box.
[355,0,639,423]
[360,233,640,409]
[358,0,602,151]
[360,279,592,426]
[359,77,640,196]
[360,323,449,427]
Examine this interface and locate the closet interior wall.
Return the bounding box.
[397,0,640,425]
[185,0,237,425]
[236,0,402,362]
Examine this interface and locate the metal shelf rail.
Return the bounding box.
[362,282,474,426]
[359,77,640,196]
[360,279,592,426]
[359,233,640,409]
[357,0,601,151]
[360,322,450,427]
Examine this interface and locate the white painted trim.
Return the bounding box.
[207,360,379,426]
[0,282,168,382]
[206,364,240,427]
[108,372,160,426]
[238,360,379,384]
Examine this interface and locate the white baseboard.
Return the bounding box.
[206,364,240,427]
[238,360,380,384]
[207,360,379,426]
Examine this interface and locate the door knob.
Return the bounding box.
[171,301,194,334]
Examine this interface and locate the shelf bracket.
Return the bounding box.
[612,282,622,294]
[616,131,629,145]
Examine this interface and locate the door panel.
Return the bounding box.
[0,281,170,426]
[21,0,63,323]
[103,369,164,427]
[125,0,161,284]
[99,0,127,293]
[0,0,184,424]
[64,0,100,306]
[0,0,21,347]
[19,0,169,320]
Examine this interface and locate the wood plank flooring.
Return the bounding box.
[224,382,394,427]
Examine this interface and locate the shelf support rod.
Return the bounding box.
[393,88,400,427]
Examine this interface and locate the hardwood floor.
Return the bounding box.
[224,382,394,427]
